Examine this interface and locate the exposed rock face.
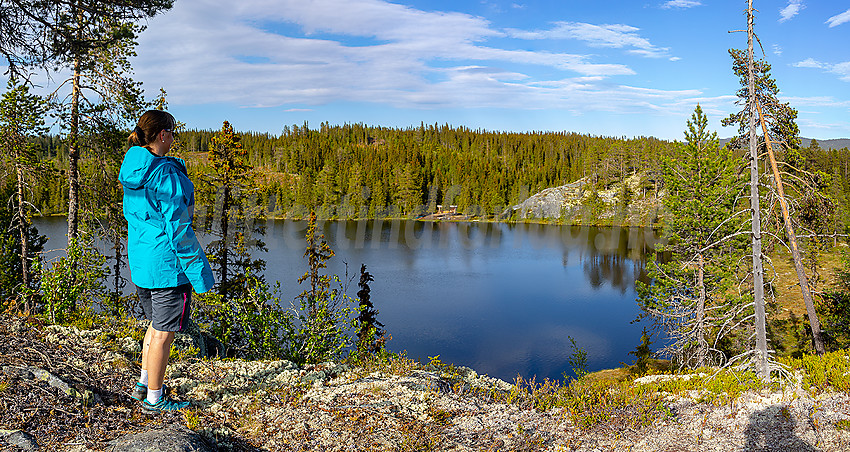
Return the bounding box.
[503,178,588,219]
[0,429,39,451]
[504,173,658,224]
[108,425,216,452]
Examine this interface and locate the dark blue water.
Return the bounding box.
[34,217,660,382]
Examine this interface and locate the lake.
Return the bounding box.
[34,216,661,383]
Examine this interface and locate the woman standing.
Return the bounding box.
[119,110,215,413]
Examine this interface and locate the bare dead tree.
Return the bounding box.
[745,0,769,379]
[756,101,826,355]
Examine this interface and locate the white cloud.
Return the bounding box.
[779,1,804,23]
[772,44,783,56]
[831,62,850,81]
[826,8,850,27]
[507,22,673,59]
[796,118,848,132]
[661,1,701,9]
[793,59,850,81]
[106,0,706,118]
[783,96,850,108]
[793,58,825,69]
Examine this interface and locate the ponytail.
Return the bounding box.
[128,126,147,146]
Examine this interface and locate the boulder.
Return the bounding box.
[0,429,39,451]
[108,425,216,452]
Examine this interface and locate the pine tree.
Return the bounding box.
[205,120,266,302]
[638,105,747,368]
[0,1,172,78]
[44,1,169,246]
[0,80,49,313]
[723,1,827,367]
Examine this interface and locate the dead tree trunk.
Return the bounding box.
[747,0,769,378]
[696,252,707,366]
[15,154,30,313]
[756,101,826,355]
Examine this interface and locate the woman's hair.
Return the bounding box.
[128,110,176,147]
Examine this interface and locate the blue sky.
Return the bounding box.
[91,1,850,139]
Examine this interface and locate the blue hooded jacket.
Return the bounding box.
[119,146,215,293]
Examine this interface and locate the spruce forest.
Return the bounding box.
[25,123,850,228]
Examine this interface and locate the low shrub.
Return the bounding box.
[779,350,850,393]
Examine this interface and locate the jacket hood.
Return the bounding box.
[119,146,185,189]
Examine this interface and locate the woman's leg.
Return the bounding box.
[146,328,175,396]
[141,284,191,411]
[141,323,154,374]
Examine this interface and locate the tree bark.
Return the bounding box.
[747,0,769,379]
[696,252,707,366]
[15,155,30,313]
[755,101,826,355]
[67,52,81,245]
[218,184,230,302]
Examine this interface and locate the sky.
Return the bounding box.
[35,1,850,140]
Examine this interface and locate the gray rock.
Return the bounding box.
[1,365,99,406]
[504,178,588,219]
[0,429,39,450]
[108,425,216,452]
[173,321,224,359]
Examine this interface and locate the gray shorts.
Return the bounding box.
[137,283,192,332]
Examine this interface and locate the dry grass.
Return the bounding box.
[768,245,844,320]
[583,359,672,384]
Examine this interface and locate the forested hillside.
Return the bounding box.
[29,123,671,219]
[27,121,850,229]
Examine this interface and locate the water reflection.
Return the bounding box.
[33,216,655,382]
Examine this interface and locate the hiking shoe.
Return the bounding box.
[130,383,168,401]
[141,395,189,414]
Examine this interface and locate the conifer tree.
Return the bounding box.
[723,1,828,365]
[205,120,266,302]
[355,264,385,354]
[41,1,170,245]
[638,105,747,368]
[0,1,172,78]
[0,80,49,313]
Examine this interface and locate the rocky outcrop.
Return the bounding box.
[503,178,589,219]
[108,425,216,452]
[2,316,850,451]
[504,173,659,224]
[0,430,39,451]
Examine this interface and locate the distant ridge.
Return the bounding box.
[719,137,850,150]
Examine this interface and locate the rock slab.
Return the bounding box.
[0,429,39,451]
[108,425,216,452]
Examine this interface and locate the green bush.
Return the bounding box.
[196,272,289,360]
[819,250,850,351]
[780,350,850,393]
[197,212,362,365]
[503,375,665,432]
[283,273,356,366]
[40,237,106,323]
